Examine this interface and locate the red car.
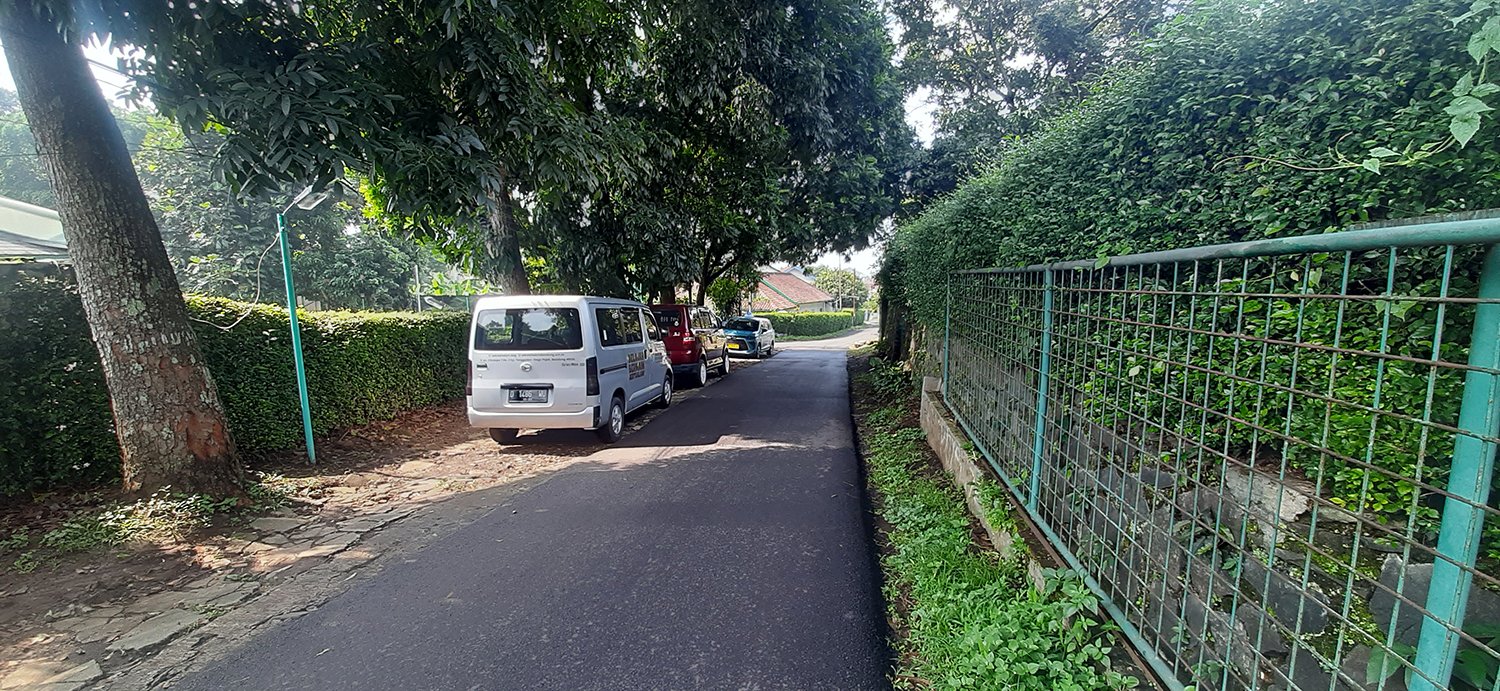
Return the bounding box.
[650,304,730,387]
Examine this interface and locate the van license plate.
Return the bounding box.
[508,388,549,403]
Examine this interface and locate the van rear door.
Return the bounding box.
[469,307,590,415]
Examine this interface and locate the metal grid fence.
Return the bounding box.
[941,217,1500,691]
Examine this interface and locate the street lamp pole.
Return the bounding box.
[279,186,329,464]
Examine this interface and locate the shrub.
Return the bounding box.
[0,264,118,493]
[188,296,467,451]
[0,266,468,494]
[880,0,1500,554]
[882,0,1500,329]
[759,309,863,336]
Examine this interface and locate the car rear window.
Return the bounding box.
[724,318,759,331]
[653,309,684,330]
[473,308,583,351]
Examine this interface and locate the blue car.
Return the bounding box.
[722,316,777,358]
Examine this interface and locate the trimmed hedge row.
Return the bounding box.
[0,264,468,495]
[758,310,863,337]
[879,0,1500,557]
[882,0,1500,329]
[188,297,468,452]
[0,264,118,493]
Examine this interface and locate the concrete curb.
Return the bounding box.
[917,376,1046,593]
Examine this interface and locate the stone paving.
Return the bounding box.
[0,504,426,690]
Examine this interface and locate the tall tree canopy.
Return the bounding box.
[540,0,912,302]
[100,0,655,294]
[0,97,441,310]
[0,0,911,493]
[90,0,908,299]
[890,0,1181,209]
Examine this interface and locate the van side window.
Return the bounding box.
[596,307,644,347]
[619,309,643,344]
[642,309,661,341]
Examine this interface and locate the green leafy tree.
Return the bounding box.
[541,0,912,302]
[0,91,54,207]
[120,0,651,295]
[890,0,1181,208]
[0,90,151,208]
[0,0,244,495]
[134,118,436,310]
[812,266,869,309]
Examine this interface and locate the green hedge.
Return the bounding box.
[0,264,119,493]
[187,297,468,452]
[880,0,1500,556]
[758,310,863,336]
[883,0,1500,329]
[0,265,468,495]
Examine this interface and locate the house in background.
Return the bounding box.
[761,262,817,285]
[750,270,835,313]
[0,195,67,262]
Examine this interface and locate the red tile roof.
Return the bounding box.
[751,272,833,311]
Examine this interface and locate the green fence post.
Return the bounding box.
[943,274,952,398]
[1410,244,1500,690]
[277,212,317,465]
[1028,269,1055,509]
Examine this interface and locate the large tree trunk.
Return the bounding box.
[694,261,713,306]
[481,186,531,295]
[2,6,243,496]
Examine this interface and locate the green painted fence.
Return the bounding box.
[941,215,1500,691]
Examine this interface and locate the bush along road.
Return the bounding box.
[848,348,1141,690]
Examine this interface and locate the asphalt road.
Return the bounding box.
[177,331,888,691]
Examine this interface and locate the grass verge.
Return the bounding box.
[851,351,1138,690]
[779,324,871,341]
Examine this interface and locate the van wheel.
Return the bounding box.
[692,360,708,387]
[716,351,730,376]
[489,428,518,444]
[655,375,673,409]
[596,395,625,443]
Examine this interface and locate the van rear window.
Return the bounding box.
[473,308,583,351]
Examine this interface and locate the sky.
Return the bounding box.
[0,40,132,104]
[0,40,940,279]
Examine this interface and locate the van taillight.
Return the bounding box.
[585,356,599,396]
[465,361,473,396]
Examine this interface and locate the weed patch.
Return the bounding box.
[1,472,300,573]
[854,356,1137,690]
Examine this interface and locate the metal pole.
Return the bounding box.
[1410,244,1500,690]
[942,274,951,399]
[277,213,317,465]
[1028,269,1055,510]
[413,264,422,312]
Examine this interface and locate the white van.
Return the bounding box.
[466,295,672,444]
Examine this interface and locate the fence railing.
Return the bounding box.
[940,215,1500,691]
